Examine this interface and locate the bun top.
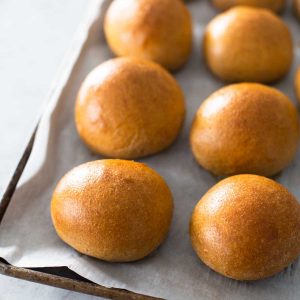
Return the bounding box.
[75,57,185,159]
[190,83,299,176]
[190,174,300,280]
[51,159,173,262]
[204,6,293,83]
[104,0,192,71]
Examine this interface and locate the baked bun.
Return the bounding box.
[51,159,173,262]
[75,57,185,159]
[212,0,285,13]
[104,0,192,71]
[203,6,293,83]
[295,66,300,103]
[190,174,300,280]
[190,83,299,177]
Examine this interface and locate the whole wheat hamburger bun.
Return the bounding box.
[75,57,185,159]
[51,159,173,262]
[104,0,192,71]
[203,6,293,83]
[190,83,299,177]
[190,174,300,280]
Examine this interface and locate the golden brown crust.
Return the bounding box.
[104,0,192,71]
[190,83,300,177]
[51,159,173,262]
[203,6,293,83]
[295,66,300,103]
[190,174,300,280]
[212,0,285,13]
[75,57,185,159]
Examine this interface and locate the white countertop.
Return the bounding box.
[0,0,104,298]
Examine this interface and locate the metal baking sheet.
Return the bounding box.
[0,0,300,299]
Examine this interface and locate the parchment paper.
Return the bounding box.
[1,0,300,299]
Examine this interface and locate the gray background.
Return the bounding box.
[0,0,103,298]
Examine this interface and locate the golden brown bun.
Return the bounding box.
[51,159,173,262]
[203,6,293,83]
[190,83,300,177]
[190,174,300,280]
[75,57,185,159]
[295,66,300,103]
[212,0,285,13]
[104,0,192,71]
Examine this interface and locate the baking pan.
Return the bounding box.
[1,0,300,299]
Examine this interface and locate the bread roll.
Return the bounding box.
[203,6,293,83]
[51,159,173,262]
[75,57,185,159]
[190,83,299,177]
[104,0,192,71]
[190,174,300,280]
[212,0,285,13]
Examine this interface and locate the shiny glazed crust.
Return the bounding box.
[190,174,300,280]
[75,57,185,159]
[51,160,173,262]
[203,6,293,83]
[190,83,300,176]
[212,0,285,13]
[104,0,192,71]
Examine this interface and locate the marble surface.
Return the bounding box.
[0,0,104,298]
